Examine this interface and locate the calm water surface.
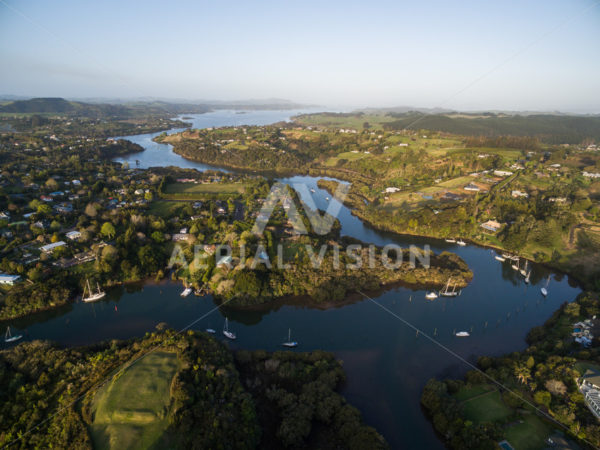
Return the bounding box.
[5,111,581,449]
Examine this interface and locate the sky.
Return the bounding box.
[0,0,599,112]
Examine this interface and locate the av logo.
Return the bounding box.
[251,182,351,236]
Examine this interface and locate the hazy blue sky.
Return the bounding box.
[1,0,599,111]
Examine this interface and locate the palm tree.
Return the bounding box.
[514,364,531,385]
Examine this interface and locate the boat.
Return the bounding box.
[524,271,531,284]
[310,188,316,193]
[425,291,438,300]
[519,260,529,277]
[444,238,456,243]
[501,252,514,260]
[205,328,216,334]
[456,239,466,246]
[4,326,22,343]
[511,258,520,271]
[82,279,106,303]
[282,328,298,347]
[439,278,461,297]
[455,331,470,337]
[223,318,236,340]
[325,197,330,201]
[180,287,192,297]
[494,255,506,262]
[541,275,550,297]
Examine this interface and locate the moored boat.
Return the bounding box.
[223,318,236,340]
[180,287,192,297]
[282,328,298,347]
[455,331,470,337]
[4,326,22,343]
[425,291,438,300]
[82,279,106,303]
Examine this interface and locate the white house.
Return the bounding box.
[511,190,529,198]
[66,230,82,240]
[583,171,600,179]
[493,170,513,177]
[40,241,67,253]
[384,187,401,194]
[0,274,20,285]
[464,183,481,192]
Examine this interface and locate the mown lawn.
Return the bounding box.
[164,182,246,196]
[90,351,180,450]
[504,414,552,450]
[459,388,513,423]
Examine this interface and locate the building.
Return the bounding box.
[480,220,502,232]
[172,233,191,242]
[583,171,600,179]
[66,230,82,240]
[384,187,401,193]
[493,170,513,177]
[511,190,529,198]
[580,370,600,419]
[464,183,480,192]
[40,241,67,253]
[0,274,20,285]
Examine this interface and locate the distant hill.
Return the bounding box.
[382,113,600,144]
[0,97,132,117]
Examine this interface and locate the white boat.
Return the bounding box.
[541,275,550,297]
[511,258,520,271]
[223,318,236,340]
[82,279,106,303]
[425,292,438,300]
[4,326,22,343]
[205,328,216,334]
[282,328,298,347]
[325,197,330,201]
[310,188,316,193]
[439,278,461,297]
[455,331,470,337]
[456,239,466,246]
[444,238,456,243]
[180,287,192,297]
[519,260,529,277]
[494,255,506,262]
[524,271,531,284]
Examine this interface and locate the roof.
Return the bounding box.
[583,369,600,388]
[40,241,67,252]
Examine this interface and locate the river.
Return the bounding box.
[7,110,582,449]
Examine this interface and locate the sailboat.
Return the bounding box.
[524,270,531,284]
[541,275,550,297]
[456,239,466,246]
[82,279,106,303]
[511,258,520,272]
[439,278,460,297]
[223,318,236,340]
[519,260,529,277]
[180,286,192,297]
[4,326,22,343]
[282,328,298,347]
[425,291,438,300]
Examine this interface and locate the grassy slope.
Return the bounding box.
[90,351,180,450]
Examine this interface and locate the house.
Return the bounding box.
[172,233,191,242]
[443,192,463,201]
[583,171,600,179]
[464,183,480,192]
[66,230,82,240]
[0,274,20,285]
[384,187,401,194]
[580,370,600,419]
[55,203,73,214]
[493,170,513,177]
[216,255,232,267]
[0,212,10,220]
[40,241,67,253]
[511,190,529,198]
[40,195,53,202]
[480,220,502,232]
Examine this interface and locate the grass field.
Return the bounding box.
[162,182,246,200]
[504,414,552,450]
[90,351,180,450]
[148,200,187,217]
[293,113,396,130]
[458,387,513,423]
